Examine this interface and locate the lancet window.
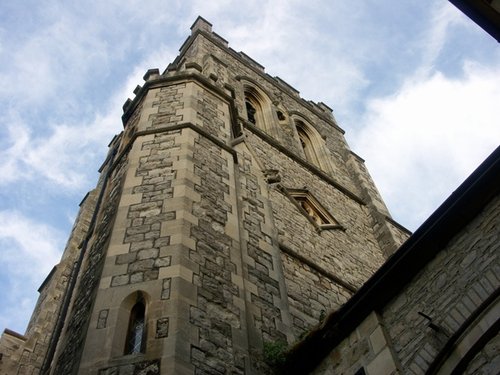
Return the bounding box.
[242,83,276,135]
[296,120,321,166]
[245,97,257,124]
[244,91,262,127]
[125,299,146,354]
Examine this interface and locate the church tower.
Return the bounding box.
[0,17,409,375]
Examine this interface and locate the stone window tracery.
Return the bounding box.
[242,83,276,135]
[293,118,335,175]
[296,125,319,166]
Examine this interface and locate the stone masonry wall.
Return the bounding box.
[251,131,386,286]
[52,142,127,375]
[312,312,399,375]
[382,194,499,374]
[189,133,246,374]
[0,330,27,375]
[312,193,499,375]
[280,252,352,338]
[109,130,176,290]
[75,107,185,372]
[232,144,293,373]
[260,142,384,337]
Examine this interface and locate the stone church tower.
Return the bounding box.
[0,17,409,375]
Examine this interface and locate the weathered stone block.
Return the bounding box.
[130,240,154,252]
[111,274,129,287]
[128,259,155,273]
[116,252,137,265]
[137,249,159,260]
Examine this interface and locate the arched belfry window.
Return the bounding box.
[245,96,257,125]
[125,297,146,354]
[242,83,275,135]
[244,90,263,127]
[294,119,334,174]
[296,124,319,166]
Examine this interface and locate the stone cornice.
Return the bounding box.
[280,243,357,294]
[242,118,366,205]
[108,122,238,176]
[175,28,344,131]
[121,72,234,125]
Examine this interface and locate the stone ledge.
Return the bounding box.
[242,120,365,205]
[279,243,357,294]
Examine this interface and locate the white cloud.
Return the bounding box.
[353,62,500,230]
[0,47,179,191]
[0,109,119,190]
[0,210,64,333]
[416,2,466,77]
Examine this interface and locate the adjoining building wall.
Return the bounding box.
[382,194,499,374]
[311,182,499,375]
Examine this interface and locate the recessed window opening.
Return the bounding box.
[125,298,146,354]
[286,189,343,231]
[296,121,321,166]
[243,84,273,133]
[298,197,328,225]
[245,98,257,124]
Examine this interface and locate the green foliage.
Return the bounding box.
[263,341,288,369]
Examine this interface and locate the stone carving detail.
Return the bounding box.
[161,278,171,300]
[97,310,109,329]
[264,169,281,184]
[155,318,169,339]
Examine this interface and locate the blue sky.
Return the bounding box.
[0,1,499,334]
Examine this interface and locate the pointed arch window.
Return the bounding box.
[125,299,146,354]
[244,91,262,126]
[245,97,257,124]
[242,83,276,135]
[296,121,321,167]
